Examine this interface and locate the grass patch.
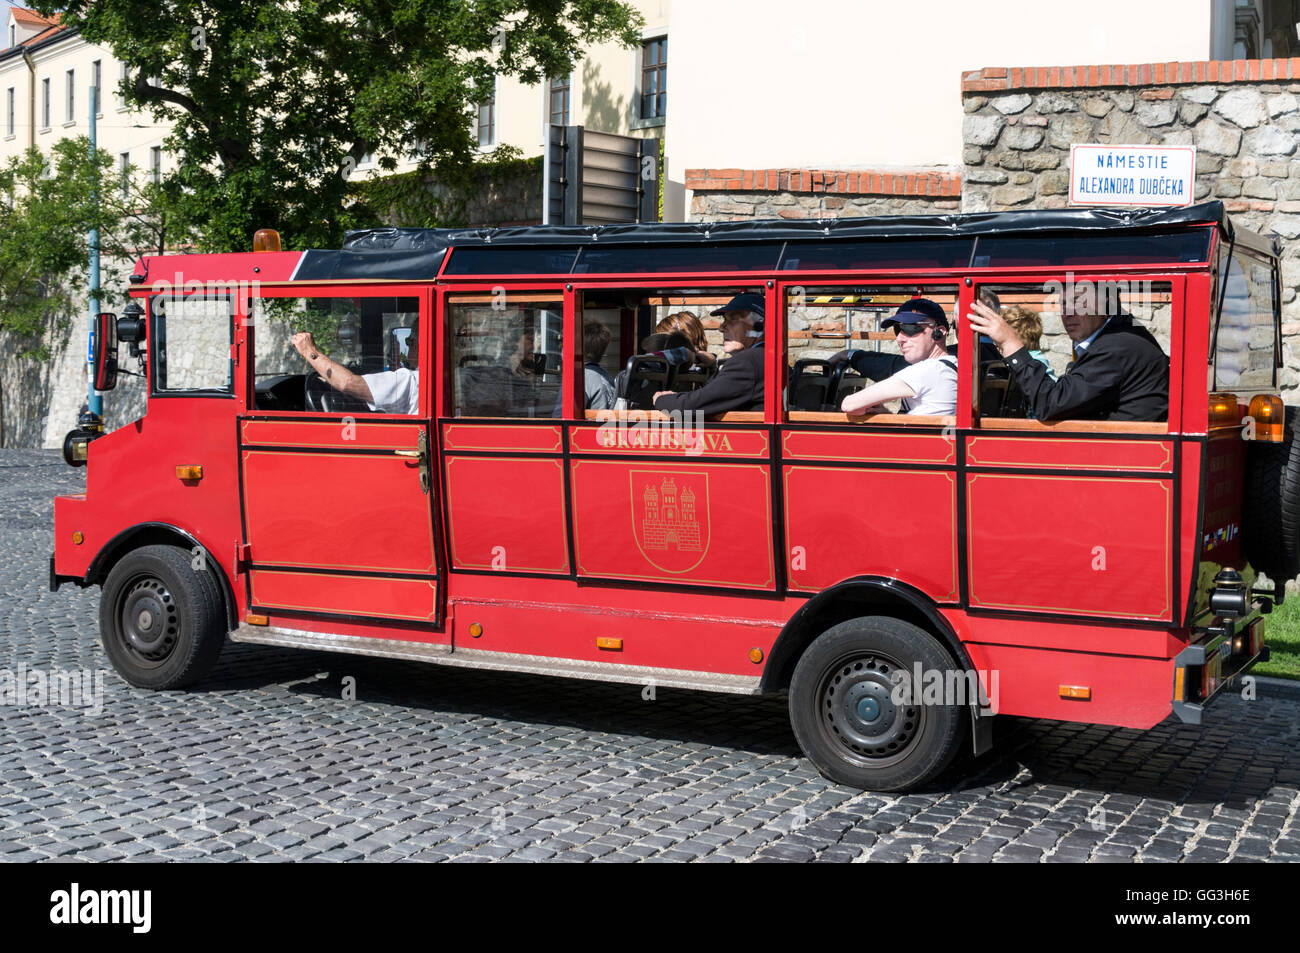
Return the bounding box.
[1252,594,1300,680]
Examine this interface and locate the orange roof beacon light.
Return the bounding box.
[253,228,281,252]
[1247,394,1285,443]
[1208,392,1240,429]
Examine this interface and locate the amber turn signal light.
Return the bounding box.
[468,622,483,638]
[71,531,84,545]
[748,648,764,664]
[253,229,281,252]
[245,614,269,626]
[175,465,203,481]
[1247,394,1284,443]
[1208,392,1240,428]
[1059,685,1091,700]
[596,637,623,651]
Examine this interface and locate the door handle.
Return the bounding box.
[396,432,431,494]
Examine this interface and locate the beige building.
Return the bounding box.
[670,0,1292,189]
[0,7,173,191]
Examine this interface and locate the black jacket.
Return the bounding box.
[654,344,764,415]
[1003,314,1169,422]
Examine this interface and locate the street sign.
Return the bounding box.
[1069,144,1196,207]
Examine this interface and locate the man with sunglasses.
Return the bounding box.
[839,299,958,416]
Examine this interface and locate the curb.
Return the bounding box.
[1253,675,1300,699]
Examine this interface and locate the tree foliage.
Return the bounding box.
[0,138,190,354]
[38,1,644,252]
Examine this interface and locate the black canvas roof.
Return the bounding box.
[291,201,1273,281]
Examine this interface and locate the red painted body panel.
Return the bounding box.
[967,473,1173,620]
[570,459,776,590]
[54,399,245,612]
[250,570,438,622]
[241,448,435,573]
[963,641,1174,729]
[783,465,958,600]
[443,455,570,574]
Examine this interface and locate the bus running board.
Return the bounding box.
[230,623,762,695]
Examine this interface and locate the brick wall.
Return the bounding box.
[684,168,962,221]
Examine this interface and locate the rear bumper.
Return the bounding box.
[1171,614,1269,725]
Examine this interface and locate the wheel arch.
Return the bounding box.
[763,577,973,694]
[87,523,237,631]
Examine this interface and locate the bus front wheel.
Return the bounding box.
[99,544,227,689]
[789,616,966,792]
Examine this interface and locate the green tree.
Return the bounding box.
[38,1,644,252]
[0,138,188,356]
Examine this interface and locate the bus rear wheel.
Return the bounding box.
[789,616,966,792]
[99,544,227,689]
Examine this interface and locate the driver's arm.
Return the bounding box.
[292,332,375,404]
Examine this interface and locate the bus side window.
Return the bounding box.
[152,295,234,395]
[784,285,959,422]
[973,281,1172,428]
[448,294,564,418]
[582,289,757,417]
[250,295,420,414]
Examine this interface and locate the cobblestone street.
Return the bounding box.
[3,449,1299,862]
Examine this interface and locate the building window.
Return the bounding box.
[149,146,161,185]
[640,37,666,120]
[476,80,495,148]
[40,78,49,129]
[549,74,570,126]
[66,69,74,122]
[8,25,14,49]
[5,88,13,137]
[119,152,130,196]
[92,60,101,114]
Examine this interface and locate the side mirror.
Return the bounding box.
[94,311,118,391]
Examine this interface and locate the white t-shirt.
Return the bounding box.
[894,358,957,415]
[362,367,419,415]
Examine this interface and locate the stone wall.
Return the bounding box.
[961,59,1300,399]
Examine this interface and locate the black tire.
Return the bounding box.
[99,544,227,689]
[1243,405,1300,585]
[789,616,967,792]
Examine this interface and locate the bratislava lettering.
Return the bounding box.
[597,428,731,452]
[594,409,712,455]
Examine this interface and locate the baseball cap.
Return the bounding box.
[710,292,765,318]
[880,297,948,331]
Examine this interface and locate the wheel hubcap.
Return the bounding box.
[120,578,179,662]
[820,655,922,763]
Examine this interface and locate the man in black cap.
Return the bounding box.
[653,292,765,416]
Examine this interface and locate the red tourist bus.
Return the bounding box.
[52,201,1292,791]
